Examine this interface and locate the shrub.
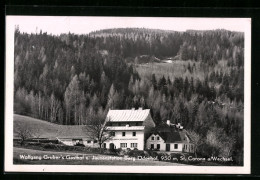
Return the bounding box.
[146,150,159,158]
[74,143,85,147]
[128,150,146,158]
[103,148,122,155]
[197,143,220,158]
[26,139,59,144]
[43,143,56,149]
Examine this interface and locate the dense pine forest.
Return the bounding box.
[14,26,244,165]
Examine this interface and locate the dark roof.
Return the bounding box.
[56,125,95,139]
[160,131,182,143]
[148,126,191,143]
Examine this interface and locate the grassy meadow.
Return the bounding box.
[135,60,232,82]
[14,114,61,139]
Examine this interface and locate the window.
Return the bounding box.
[120,143,127,148]
[87,140,91,144]
[94,140,97,143]
[135,122,142,126]
[131,143,137,148]
[103,143,106,149]
[151,136,154,140]
[157,136,160,140]
[157,144,160,150]
[174,144,178,149]
[122,132,126,136]
[110,131,115,136]
[151,144,154,149]
[132,132,136,136]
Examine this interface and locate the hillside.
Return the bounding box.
[14,114,61,139]
[14,27,244,165]
[89,28,177,37]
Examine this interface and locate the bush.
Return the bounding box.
[197,143,220,158]
[146,150,159,158]
[128,150,146,158]
[22,139,59,144]
[103,148,122,155]
[43,143,57,149]
[74,143,85,147]
[14,141,102,153]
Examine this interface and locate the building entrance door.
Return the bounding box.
[166,144,170,151]
[109,143,115,150]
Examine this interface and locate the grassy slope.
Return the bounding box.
[136,60,231,82]
[136,60,203,82]
[14,114,61,139]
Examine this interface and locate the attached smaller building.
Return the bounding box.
[56,125,99,148]
[146,121,194,153]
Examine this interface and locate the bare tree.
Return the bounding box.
[50,93,61,123]
[187,130,202,158]
[87,108,112,152]
[16,124,33,146]
[32,127,42,143]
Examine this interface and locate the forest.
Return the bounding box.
[14,26,244,165]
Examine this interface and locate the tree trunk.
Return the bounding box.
[99,143,102,153]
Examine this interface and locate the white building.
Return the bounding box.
[104,108,155,150]
[56,125,99,148]
[146,121,195,153]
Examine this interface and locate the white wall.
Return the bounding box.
[58,138,99,148]
[82,138,99,148]
[183,143,195,153]
[146,134,166,151]
[59,139,73,146]
[105,130,144,150]
[170,143,183,152]
[146,134,184,152]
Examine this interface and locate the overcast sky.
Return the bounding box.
[7,16,250,35]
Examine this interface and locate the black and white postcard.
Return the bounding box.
[5,16,251,174]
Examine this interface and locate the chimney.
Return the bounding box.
[138,107,142,110]
[132,108,135,110]
[176,123,180,128]
[166,120,171,126]
[176,123,183,129]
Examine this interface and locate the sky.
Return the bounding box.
[7,16,250,35]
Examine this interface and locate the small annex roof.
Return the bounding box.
[56,125,94,139]
[107,126,145,131]
[148,127,190,143]
[158,131,183,143]
[106,109,150,122]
